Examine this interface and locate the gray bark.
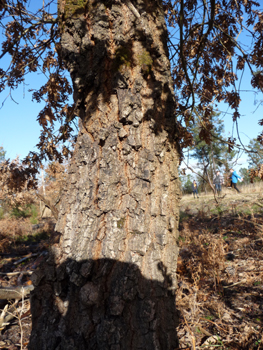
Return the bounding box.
[29,1,181,349]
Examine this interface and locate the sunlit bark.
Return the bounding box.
[29,1,181,348]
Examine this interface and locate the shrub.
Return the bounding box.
[10,204,39,223]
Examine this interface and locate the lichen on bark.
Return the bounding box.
[63,0,88,18]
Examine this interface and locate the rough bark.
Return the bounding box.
[29,1,181,349]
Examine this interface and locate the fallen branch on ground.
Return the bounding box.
[0,285,33,330]
[0,284,34,300]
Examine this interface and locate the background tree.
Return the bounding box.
[247,138,263,168]
[0,0,263,349]
[192,111,224,184]
[239,167,252,184]
[187,110,237,192]
[0,146,5,162]
[180,173,194,194]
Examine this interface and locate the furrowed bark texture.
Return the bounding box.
[30,1,181,349]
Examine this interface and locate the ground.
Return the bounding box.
[0,185,263,349]
[177,185,263,349]
[0,218,54,349]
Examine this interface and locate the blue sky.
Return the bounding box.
[0,75,45,160]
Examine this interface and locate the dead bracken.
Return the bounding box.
[177,190,263,349]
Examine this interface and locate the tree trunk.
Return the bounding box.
[29,1,181,349]
[210,145,217,175]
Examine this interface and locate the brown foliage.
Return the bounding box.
[0,156,67,221]
[166,0,263,151]
[0,158,37,208]
[177,198,263,349]
[0,218,32,252]
[249,164,263,182]
[0,0,262,173]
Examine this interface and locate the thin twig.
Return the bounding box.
[183,315,196,350]
[234,218,263,228]
[14,253,39,265]
[223,279,247,288]
[0,271,33,276]
[200,317,228,332]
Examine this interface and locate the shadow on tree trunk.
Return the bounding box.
[28,2,180,349]
[29,255,179,350]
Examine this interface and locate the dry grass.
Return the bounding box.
[177,190,263,349]
[182,181,263,202]
[0,213,54,254]
[240,181,263,194]
[0,218,33,253]
[0,217,55,349]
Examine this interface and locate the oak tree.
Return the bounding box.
[1,0,263,349]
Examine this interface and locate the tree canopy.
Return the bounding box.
[0,0,263,176]
[190,111,228,169]
[0,146,5,162]
[247,138,263,168]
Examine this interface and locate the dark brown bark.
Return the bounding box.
[29,1,181,349]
